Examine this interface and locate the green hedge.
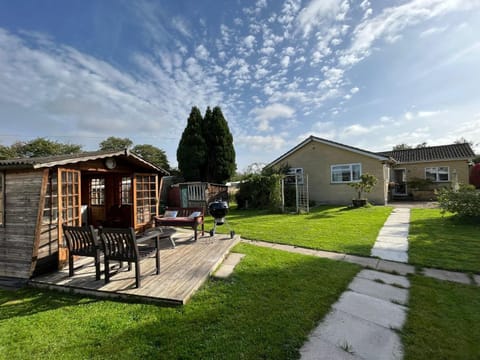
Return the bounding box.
[236,174,282,210]
[437,186,480,219]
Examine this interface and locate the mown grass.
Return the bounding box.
[0,243,359,359]
[402,275,480,360]
[408,209,480,273]
[204,205,392,256]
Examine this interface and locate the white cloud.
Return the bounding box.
[251,103,295,131]
[243,35,256,48]
[296,0,349,36]
[350,87,360,94]
[340,0,480,67]
[281,55,290,68]
[171,16,192,38]
[195,45,210,60]
[419,26,448,37]
[237,134,286,151]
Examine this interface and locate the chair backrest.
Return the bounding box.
[99,227,139,262]
[62,225,100,256]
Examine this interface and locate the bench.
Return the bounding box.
[63,225,102,281]
[154,207,205,241]
[99,227,160,288]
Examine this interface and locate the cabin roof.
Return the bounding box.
[0,149,169,174]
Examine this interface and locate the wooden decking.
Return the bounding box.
[29,230,240,305]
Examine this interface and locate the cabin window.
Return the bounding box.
[42,172,58,224]
[135,175,157,224]
[331,163,361,183]
[120,176,132,205]
[0,172,4,226]
[90,178,105,205]
[425,167,449,182]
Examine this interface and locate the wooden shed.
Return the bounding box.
[0,150,168,283]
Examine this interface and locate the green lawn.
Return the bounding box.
[402,275,480,360]
[408,209,480,273]
[205,205,392,256]
[0,243,359,359]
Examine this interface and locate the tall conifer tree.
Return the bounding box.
[177,106,207,181]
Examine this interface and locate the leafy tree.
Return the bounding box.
[132,144,170,171]
[0,144,18,159]
[99,137,133,151]
[177,106,207,181]
[416,142,427,148]
[393,144,412,150]
[349,173,378,200]
[13,138,82,158]
[203,106,236,183]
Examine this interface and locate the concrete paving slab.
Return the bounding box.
[348,277,409,305]
[378,228,409,237]
[313,250,346,261]
[357,269,410,288]
[300,337,360,360]
[241,240,276,248]
[213,253,245,279]
[376,260,415,275]
[312,309,404,360]
[473,274,480,286]
[372,240,409,252]
[423,268,471,285]
[374,235,410,245]
[333,291,407,329]
[371,248,408,263]
[284,247,319,256]
[343,255,379,268]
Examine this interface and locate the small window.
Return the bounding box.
[0,172,4,226]
[120,176,132,205]
[90,178,105,205]
[425,167,449,182]
[287,168,304,185]
[331,163,361,183]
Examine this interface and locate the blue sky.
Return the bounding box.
[1,0,479,171]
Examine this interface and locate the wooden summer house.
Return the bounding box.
[0,150,168,283]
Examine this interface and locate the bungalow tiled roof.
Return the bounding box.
[378,143,475,163]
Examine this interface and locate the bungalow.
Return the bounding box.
[0,150,168,283]
[267,136,475,206]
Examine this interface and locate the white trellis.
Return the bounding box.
[281,172,309,214]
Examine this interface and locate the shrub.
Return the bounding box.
[235,174,282,210]
[407,177,434,190]
[437,185,480,219]
[349,173,377,200]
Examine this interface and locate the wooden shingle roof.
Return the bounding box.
[378,143,475,163]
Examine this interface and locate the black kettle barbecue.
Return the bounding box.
[208,200,235,239]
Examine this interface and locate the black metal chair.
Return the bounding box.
[62,225,102,281]
[99,227,160,288]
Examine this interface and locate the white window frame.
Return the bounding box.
[288,168,304,185]
[425,167,449,182]
[331,163,362,183]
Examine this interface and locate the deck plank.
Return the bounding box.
[29,231,239,305]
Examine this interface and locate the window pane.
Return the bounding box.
[352,164,361,181]
[425,168,437,181]
[438,167,449,181]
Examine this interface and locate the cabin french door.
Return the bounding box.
[57,168,81,265]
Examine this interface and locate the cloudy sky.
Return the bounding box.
[1,0,479,171]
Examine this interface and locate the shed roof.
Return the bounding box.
[0,149,169,174]
[267,135,392,167]
[378,143,475,163]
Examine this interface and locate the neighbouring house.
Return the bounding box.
[267,136,475,205]
[379,143,475,199]
[0,150,168,283]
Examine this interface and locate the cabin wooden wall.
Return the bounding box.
[0,170,46,279]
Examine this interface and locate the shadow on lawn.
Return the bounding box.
[0,288,98,321]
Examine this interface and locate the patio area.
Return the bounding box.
[29,230,240,305]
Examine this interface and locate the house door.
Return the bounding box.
[393,169,407,196]
[57,168,81,266]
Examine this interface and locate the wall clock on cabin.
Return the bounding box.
[105,158,117,170]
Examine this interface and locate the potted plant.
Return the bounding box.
[349,173,378,207]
